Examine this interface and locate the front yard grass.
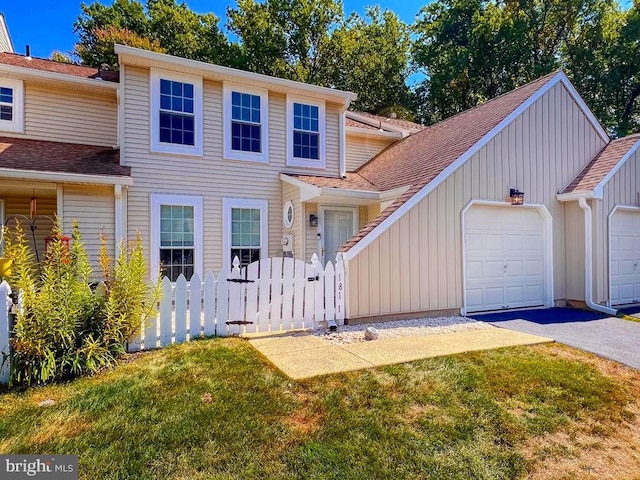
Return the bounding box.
[1,338,639,479]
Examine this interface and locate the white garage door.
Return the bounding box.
[465,205,546,313]
[610,209,640,306]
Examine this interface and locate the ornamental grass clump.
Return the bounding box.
[2,220,158,388]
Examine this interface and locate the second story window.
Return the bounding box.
[231,92,261,153]
[0,78,24,133]
[150,69,203,156]
[223,83,268,163]
[287,95,325,168]
[160,79,194,146]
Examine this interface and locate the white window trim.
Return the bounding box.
[149,68,203,156]
[222,198,268,271]
[0,78,24,133]
[150,193,203,281]
[223,82,269,163]
[286,94,326,169]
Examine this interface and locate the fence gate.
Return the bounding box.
[128,253,345,352]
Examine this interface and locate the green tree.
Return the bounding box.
[74,0,236,68]
[412,0,613,125]
[227,0,342,83]
[328,7,413,113]
[50,51,76,63]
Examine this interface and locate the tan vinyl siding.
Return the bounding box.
[305,203,320,262]
[123,66,342,274]
[7,84,117,146]
[345,135,394,172]
[594,149,640,303]
[3,195,56,261]
[347,82,607,319]
[62,186,115,271]
[282,182,304,260]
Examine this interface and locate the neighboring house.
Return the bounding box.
[0,50,125,265]
[1,30,639,323]
[0,14,13,54]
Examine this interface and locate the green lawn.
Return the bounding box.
[1,338,639,479]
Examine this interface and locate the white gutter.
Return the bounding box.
[578,197,617,315]
[345,127,402,139]
[0,167,133,186]
[556,190,594,202]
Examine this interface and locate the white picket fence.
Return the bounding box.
[0,254,345,383]
[127,253,345,352]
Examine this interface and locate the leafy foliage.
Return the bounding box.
[2,221,158,388]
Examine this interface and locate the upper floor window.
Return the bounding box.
[223,83,268,163]
[286,95,325,168]
[150,69,203,156]
[0,78,24,133]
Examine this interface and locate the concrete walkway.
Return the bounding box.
[473,308,640,369]
[249,327,551,380]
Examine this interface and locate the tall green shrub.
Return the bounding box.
[3,220,158,387]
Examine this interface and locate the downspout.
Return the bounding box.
[578,197,617,315]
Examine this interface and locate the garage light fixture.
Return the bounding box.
[509,188,525,205]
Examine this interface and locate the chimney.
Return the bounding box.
[25,44,31,60]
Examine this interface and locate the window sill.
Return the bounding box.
[286,157,326,169]
[224,151,269,164]
[150,142,204,157]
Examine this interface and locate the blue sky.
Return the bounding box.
[2,1,426,59]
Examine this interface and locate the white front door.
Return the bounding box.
[321,207,357,265]
[465,205,546,312]
[610,208,640,305]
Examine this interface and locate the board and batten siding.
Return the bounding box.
[563,200,586,302]
[346,82,607,319]
[345,135,394,172]
[8,83,117,146]
[123,66,343,273]
[62,186,115,271]
[593,148,640,303]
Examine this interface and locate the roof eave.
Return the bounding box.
[0,167,133,186]
[115,44,357,105]
[556,190,596,202]
[0,63,118,91]
[345,127,402,139]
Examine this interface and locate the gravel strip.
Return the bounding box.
[313,316,492,345]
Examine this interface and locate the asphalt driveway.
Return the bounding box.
[472,308,640,369]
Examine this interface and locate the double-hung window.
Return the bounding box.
[0,78,23,133]
[223,199,268,269]
[150,69,203,156]
[286,96,325,168]
[223,84,268,163]
[151,194,203,282]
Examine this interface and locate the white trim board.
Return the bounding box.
[344,71,607,260]
[460,200,554,315]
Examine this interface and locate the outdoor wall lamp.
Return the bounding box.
[309,214,318,227]
[509,188,525,205]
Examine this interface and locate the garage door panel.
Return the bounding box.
[610,209,640,305]
[465,205,546,313]
[504,286,524,305]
